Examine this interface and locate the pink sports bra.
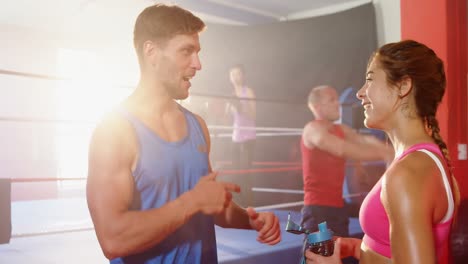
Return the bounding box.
[359,143,454,259]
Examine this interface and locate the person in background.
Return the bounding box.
[228,64,257,169]
[305,40,460,264]
[226,64,257,206]
[301,85,393,238]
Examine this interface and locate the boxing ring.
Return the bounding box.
[0,69,380,264]
[1,175,367,264]
[6,200,307,264]
[1,191,364,264]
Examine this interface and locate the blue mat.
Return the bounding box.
[216,209,363,264]
[8,200,362,264]
[217,210,304,264]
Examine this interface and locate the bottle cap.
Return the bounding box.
[306,221,333,244]
[285,213,310,234]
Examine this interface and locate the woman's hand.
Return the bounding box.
[336,237,361,259]
[305,238,343,264]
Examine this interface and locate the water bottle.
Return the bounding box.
[304,221,334,256]
[284,214,335,263]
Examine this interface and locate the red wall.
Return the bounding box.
[401,0,468,199]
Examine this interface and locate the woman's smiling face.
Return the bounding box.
[356,56,400,130]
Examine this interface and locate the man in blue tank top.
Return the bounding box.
[86,4,281,264]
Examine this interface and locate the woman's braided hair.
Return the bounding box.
[375,40,450,166]
[374,39,459,219]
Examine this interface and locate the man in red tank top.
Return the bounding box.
[301,85,393,237]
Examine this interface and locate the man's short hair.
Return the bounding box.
[133,4,205,60]
[307,85,332,105]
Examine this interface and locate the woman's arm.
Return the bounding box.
[381,153,438,264]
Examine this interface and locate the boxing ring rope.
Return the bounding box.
[252,188,368,211]
[0,114,303,134]
[252,188,368,198]
[10,178,86,183]
[7,175,369,238]
[12,227,95,238]
[7,165,300,184]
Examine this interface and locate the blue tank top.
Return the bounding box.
[111,106,218,264]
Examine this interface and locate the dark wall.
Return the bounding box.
[191,3,378,129]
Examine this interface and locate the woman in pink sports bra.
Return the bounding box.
[305,40,460,264]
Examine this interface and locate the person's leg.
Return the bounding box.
[300,205,319,233]
[239,140,255,205]
[326,206,349,237]
[242,139,256,169]
[301,205,340,232]
[231,141,241,169]
[229,142,246,205]
[300,205,349,235]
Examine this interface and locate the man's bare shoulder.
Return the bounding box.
[302,120,332,149]
[304,120,328,133]
[91,110,135,149]
[192,112,206,126]
[338,123,354,133]
[245,86,256,99]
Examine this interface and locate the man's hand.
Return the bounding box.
[246,207,281,245]
[191,172,240,215]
